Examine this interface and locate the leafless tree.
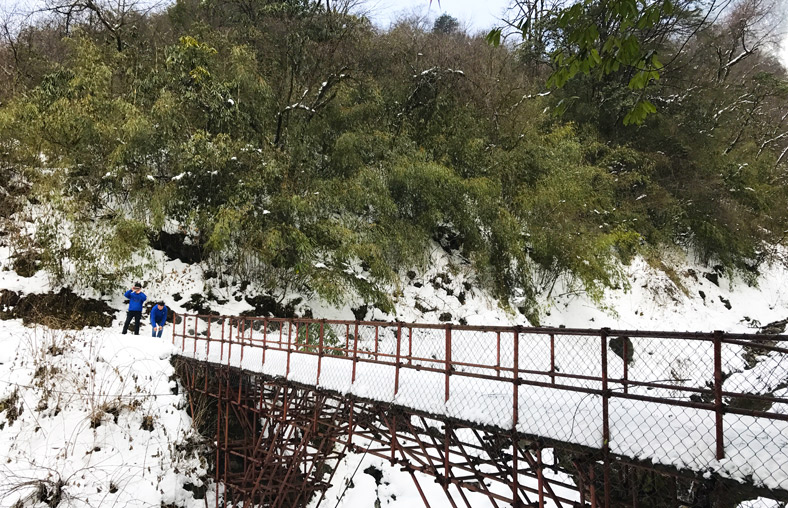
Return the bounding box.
[41,0,163,51]
[712,0,784,83]
[502,0,564,55]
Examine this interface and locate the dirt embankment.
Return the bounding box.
[0,288,116,329]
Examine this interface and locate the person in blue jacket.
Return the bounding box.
[122,282,147,335]
[150,301,168,338]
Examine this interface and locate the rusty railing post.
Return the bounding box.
[512,438,520,507]
[227,316,233,366]
[573,459,587,507]
[537,446,545,508]
[408,326,413,364]
[375,324,379,361]
[513,327,520,429]
[238,318,245,366]
[220,317,226,362]
[286,320,293,378]
[214,377,221,508]
[443,421,450,487]
[192,316,198,356]
[496,331,501,378]
[601,327,611,508]
[172,313,178,346]
[395,322,402,396]
[445,323,452,403]
[181,314,186,350]
[317,319,325,385]
[549,333,556,385]
[206,316,212,360]
[714,330,725,460]
[352,322,359,384]
[262,318,267,367]
[223,371,230,498]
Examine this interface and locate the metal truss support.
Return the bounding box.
[177,359,352,508]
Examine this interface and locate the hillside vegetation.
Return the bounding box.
[0,0,786,321]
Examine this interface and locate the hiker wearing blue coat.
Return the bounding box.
[122,282,147,335]
[150,302,168,338]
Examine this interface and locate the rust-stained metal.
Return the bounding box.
[549,332,555,385]
[601,328,611,508]
[172,314,788,508]
[445,324,451,403]
[496,331,501,378]
[395,322,402,396]
[714,330,725,460]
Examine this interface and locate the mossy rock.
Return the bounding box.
[726,393,775,412]
[609,335,634,365]
[147,230,203,264]
[12,250,41,277]
[242,295,302,318]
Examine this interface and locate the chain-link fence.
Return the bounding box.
[172,314,788,496]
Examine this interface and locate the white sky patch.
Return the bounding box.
[359,0,510,33]
[781,34,788,69]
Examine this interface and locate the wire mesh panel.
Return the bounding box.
[445,328,515,429]
[550,332,602,390]
[718,338,788,491]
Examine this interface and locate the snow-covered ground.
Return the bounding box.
[0,320,208,507]
[1,242,787,507]
[542,252,788,332]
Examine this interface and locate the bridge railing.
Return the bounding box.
[172,314,788,494]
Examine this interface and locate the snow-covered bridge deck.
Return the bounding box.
[172,314,788,494]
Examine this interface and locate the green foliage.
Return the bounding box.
[295,321,342,355]
[35,204,151,293]
[490,0,676,124]
[512,143,632,299]
[433,14,460,35]
[622,99,657,126]
[1,0,786,321]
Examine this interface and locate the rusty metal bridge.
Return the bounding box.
[172,314,788,508]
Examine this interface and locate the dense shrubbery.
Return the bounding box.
[0,0,785,318]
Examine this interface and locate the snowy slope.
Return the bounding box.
[0,320,208,508]
[1,242,787,507]
[541,251,788,332]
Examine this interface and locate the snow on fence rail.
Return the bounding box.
[172,314,788,492]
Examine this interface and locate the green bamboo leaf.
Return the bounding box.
[663,0,674,14]
[485,28,502,46]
